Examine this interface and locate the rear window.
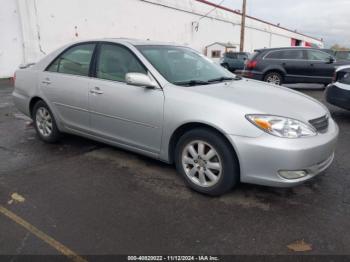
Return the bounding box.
[47,44,95,76]
[225,52,237,59]
[265,50,284,59]
[225,52,248,60]
[265,50,304,60]
[283,50,304,59]
[237,53,248,60]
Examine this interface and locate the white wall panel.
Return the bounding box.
[0,0,324,78]
[0,0,23,77]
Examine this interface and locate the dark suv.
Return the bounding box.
[242,47,349,85]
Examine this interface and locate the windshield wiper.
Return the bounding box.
[207,76,241,83]
[174,80,210,86]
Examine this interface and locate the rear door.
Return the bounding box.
[279,49,310,82]
[263,50,309,82]
[40,43,96,131]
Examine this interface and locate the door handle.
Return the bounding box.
[42,78,51,85]
[90,87,104,95]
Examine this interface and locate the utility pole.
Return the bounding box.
[239,0,247,52]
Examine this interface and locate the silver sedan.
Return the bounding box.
[13,39,338,195]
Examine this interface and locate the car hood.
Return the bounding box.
[184,79,328,122]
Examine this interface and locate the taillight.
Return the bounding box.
[332,71,337,82]
[246,60,257,70]
[11,73,16,86]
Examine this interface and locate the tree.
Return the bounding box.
[330,44,350,51]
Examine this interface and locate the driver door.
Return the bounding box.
[305,50,335,82]
[89,43,164,155]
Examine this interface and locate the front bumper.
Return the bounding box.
[325,84,350,110]
[228,118,339,187]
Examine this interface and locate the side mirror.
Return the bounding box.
[125,73,157,89]
[326,57,335,64]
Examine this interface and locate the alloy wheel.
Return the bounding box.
[35,107,53,137]
[181,140,222,188]
[266,74,281,85]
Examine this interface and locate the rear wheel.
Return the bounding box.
[175,128,239,196]
[32,100,61,143]
[264,71,283,85]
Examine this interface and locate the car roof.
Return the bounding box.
[75,38,185,47]
[254,47,323,53]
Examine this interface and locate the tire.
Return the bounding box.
[264,71,283,85]
[32,100,61,143]
[174,128,239,196]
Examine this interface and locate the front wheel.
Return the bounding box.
[264,72,283,85]
[175,128,239,196]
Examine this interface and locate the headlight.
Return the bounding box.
[246,115,317,138]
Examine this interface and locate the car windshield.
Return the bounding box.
[137,45,235,86]
[339,71,350,84]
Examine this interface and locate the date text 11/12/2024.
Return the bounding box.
[127,256,220,261]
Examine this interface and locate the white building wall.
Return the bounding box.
[0,0,324,78]
[0,0,23,78]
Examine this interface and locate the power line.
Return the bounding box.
[198,0,226,21]
[193,0,226,31]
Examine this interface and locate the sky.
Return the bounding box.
[210,0,350,47]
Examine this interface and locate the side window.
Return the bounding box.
[96,44,147,82]
[306,50,331,61]
[282,50,304,60]
[47,44,95,76]
[265,50,284,59]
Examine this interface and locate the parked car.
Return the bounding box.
[242,47,349,85]
[220,52,249,72]
[13,39,338,196]
[322,49,350,61]
[325,65,350,110]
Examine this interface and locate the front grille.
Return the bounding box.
[309,115,329,133]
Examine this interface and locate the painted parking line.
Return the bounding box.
[0,205,87,262]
